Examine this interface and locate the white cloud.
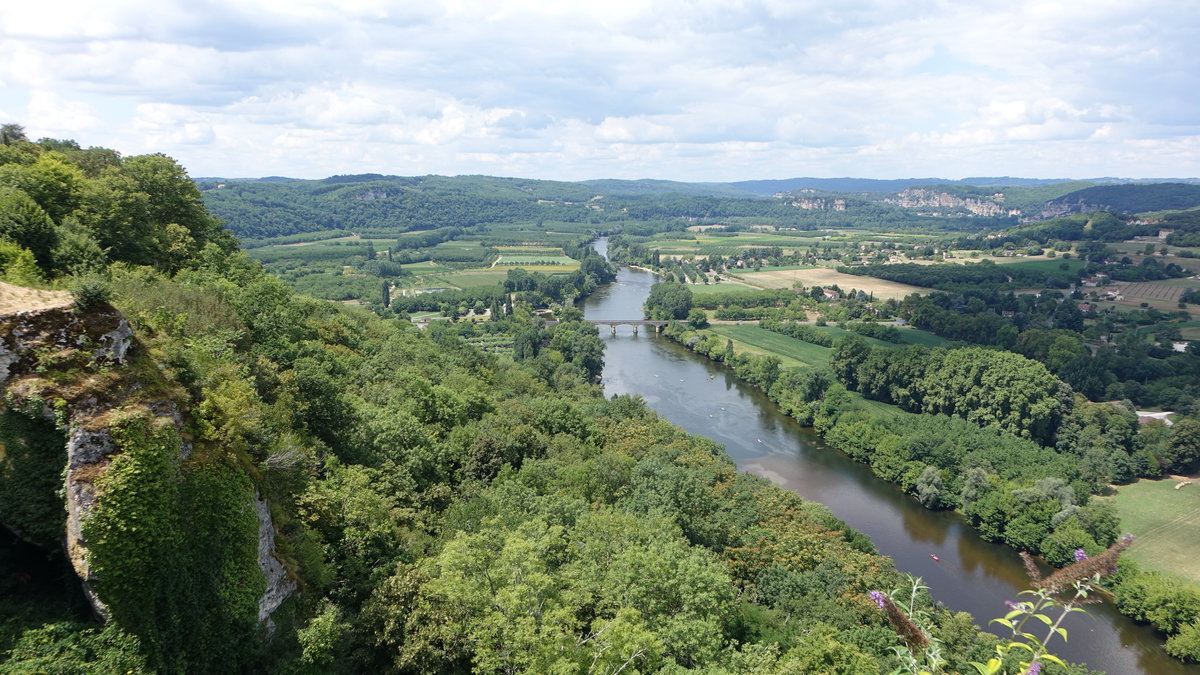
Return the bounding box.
[0,0,1196,179]
[26,91,100,135]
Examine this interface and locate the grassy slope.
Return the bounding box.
[1103,478,1200,584]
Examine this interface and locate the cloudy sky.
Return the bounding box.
[1,0,1197,181]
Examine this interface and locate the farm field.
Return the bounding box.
[648,231,842,256]
[423,269,511,289]
[736,267,933,298]
[493,255,579,267]
[707,324,830,369]
[814,324,950,348]
[689,280,757,295]
[1086,278,1200,316]
[703,324,902,419]
[1103,478,1200,584]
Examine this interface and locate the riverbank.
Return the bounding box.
[657,316,1200,666]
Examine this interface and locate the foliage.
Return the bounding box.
[69,271,112,310]
[0,410,67,549]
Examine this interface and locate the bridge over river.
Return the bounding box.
[545,319,669,334]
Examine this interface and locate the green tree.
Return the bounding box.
[644,281,693,320]
[1164,418,1200,473]
[0,186,57,267]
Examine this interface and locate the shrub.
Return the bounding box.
[70,272,112,311]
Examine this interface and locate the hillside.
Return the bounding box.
[1042,183,1200,218]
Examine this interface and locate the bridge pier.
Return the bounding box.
[632,325,638,335]
[611,325,617,335]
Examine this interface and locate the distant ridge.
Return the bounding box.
[729,176,1200,195]
[577,178,755,198]
[728,176,1088,195]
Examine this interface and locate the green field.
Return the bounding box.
[688,280,757,295]
[426,269,511,289]
[891,326,951,347]
[703,324,901,419]
[707,325,831,369]
[400,261,443,272]
[494,255,579,267]
[1103,478,1200,583]
[706,323,947,370]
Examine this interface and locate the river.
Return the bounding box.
[581,239,1193,674]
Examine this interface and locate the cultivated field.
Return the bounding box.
[707,324,829,369]
[734,267,933,299]
[1104,478,1200,583]
[689,280,757,295]
[493,255,579,267]
[1116,281,1187,304]
[1090,278,1200,316]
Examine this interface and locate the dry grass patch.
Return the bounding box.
[0,281,72,314]
[736,268,932,299]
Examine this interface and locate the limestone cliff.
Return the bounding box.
[0,293,293,630]
[885,188,1022,217]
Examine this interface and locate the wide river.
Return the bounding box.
[581,239,1195,674]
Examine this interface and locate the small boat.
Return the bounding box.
[930,554,941,562]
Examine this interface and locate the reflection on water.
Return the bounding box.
[582,245,1195,674]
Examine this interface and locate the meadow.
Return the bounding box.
[1104,478,1200,584]
[704,322,944,366]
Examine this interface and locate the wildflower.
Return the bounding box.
[869,590,887,609]
[1026,661,1041,675]
[1036,534,1134,594]
[877,593,930,653]
[1074,549,1088,562]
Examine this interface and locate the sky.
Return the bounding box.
[2,0,1198,182]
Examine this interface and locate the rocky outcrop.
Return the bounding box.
[1,303,137,620]
[2,298,294,629]
[255,494,298,634]
[786,197,847,211]
[1037,199,1113,220]
[886,188,1021,217]
[94,319,133,364]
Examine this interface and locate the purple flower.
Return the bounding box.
[869,590,886,609]
[1074,549,1089,562]
[1026,661,1042,675]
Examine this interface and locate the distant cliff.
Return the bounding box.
[884,188,1021,217]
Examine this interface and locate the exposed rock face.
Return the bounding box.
[1,301,294,627]
[64,424,118,620]
[786,197,847,211]
[94,319,133,364]
[0,304,87,388]
[255,494,298,634]
[886,188,1021,217]
[1038,199,1113,220]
